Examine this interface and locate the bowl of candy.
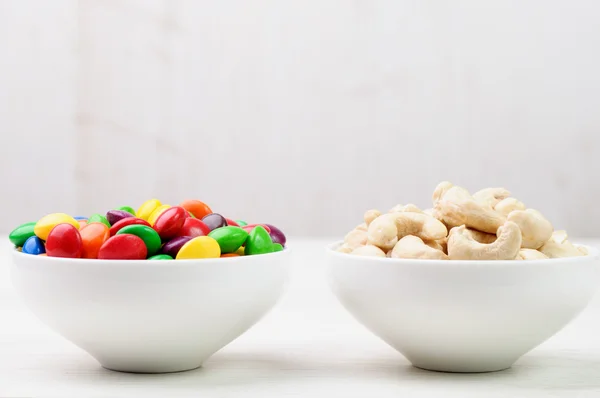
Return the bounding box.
[10,199,290,373]
[327,182,600,373]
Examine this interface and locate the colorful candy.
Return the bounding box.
[106,210,134,225]
[34,213,79,240]
[202,213,227,231]
[80,222,110,259]
[245,226,274,255]
[208,226,249,253]
[116,225,161,256]
[12,199,287,260]
[88,213,110,228]
[136,199,162,221]
[179,218,210,238]
[9,222,36,246]
[176,236,221,259]
[22,236,45,255]
[98,234,147,260]
[180,200,212,219]
[153,206,187,239]
[46,223,83,258]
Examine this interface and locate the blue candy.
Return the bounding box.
[74,216,88,220]
[22,236,45,255]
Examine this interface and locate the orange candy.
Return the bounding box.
[80,222,110,259]
[78,220,88,228]
[220,253,239,258]
[180,200,212,219]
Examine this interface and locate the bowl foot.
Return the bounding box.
[410,360,514,373]
[100,360,203,374]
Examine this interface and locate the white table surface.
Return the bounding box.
[1,237,600,398]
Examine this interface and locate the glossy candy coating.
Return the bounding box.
[78,220,88,229]
[242,224,271,234]
[22,236,45,255]
[180,200,212,219]
[235,220,248,226]
[235,246,245,256]
[9,222,36,246]
[34,213,79,241]
[201,213,227,231]
[221,253,240,258]
[80,222,110,259]
[147,204,171,226]
[117,206,136,215]
[208,226,249,253]
[179,218,210,238]
[106,210,134,226]
[98,234,147,260]
[88,213,110,228]
[136,199,162,221]
[74,216,88,221]
[273,243,283,252]
[153,206,187,239]
[225,218,240,227]
[176,236,221,259]
[161,236,193,258]
[244,226,274,255]
[117,225,161,256]
[109,217,151,236]
[264,224,287,247]
[46,223,83,258]
[148,254,173,260]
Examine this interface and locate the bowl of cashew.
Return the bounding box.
[327,182,600,373]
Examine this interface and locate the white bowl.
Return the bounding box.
[326,242,600,373]
[11,249,290,373]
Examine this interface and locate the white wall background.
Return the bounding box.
[1,0,599,237]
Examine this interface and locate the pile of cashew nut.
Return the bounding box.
[337,181,588,260]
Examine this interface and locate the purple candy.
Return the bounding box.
[201,213,227,231]
[264,223,286,247]
[106,210,134,226]
[161,236,193,258]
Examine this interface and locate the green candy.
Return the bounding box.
[273,243,283,252]
[244,226,274,255]
[188,211,196,218]
[148,254,173,260]
[235,220,248,226]
[9,222,36,246]
[208,226,249,253]
[118,206,136,215]
[117,225,162,256]
[88,213,110,228]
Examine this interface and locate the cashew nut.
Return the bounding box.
[337,244,353,254]
[435,186,506,234]
[363,210,381,226]
[355,223,368,232]
[390,212,448,241]
[447,221,522,260]
[432,181,454,205]
[473,187,511,208]
[425,239,444,252]
[465,228,497,244]
[539,230,584,258]
[366,214,398,250]
[351,245,386,257]
[507,209,553,249]
[391,235,448,260]
[494,197,526,216]
[517,249,549,260]
[344,228,367,250]
[390,203,423,214]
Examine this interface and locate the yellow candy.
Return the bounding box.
[176,236,221,259]
[235,246,245,256]
[34,213,79,240]
[147,204,171,226]
[136,199,162,221]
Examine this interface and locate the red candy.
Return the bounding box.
[226,218,239,227]
[46,223,83,258]
[179,217,211,238]
[153,206,187,239]
[109,217,151,236]
[242,224,271,234]
[98,234,147,260]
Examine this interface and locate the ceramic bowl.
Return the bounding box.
[11,249,290,373]
[327,242,599,373]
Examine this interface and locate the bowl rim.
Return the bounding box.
[326,241,599,267]
[12,245,290,267]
